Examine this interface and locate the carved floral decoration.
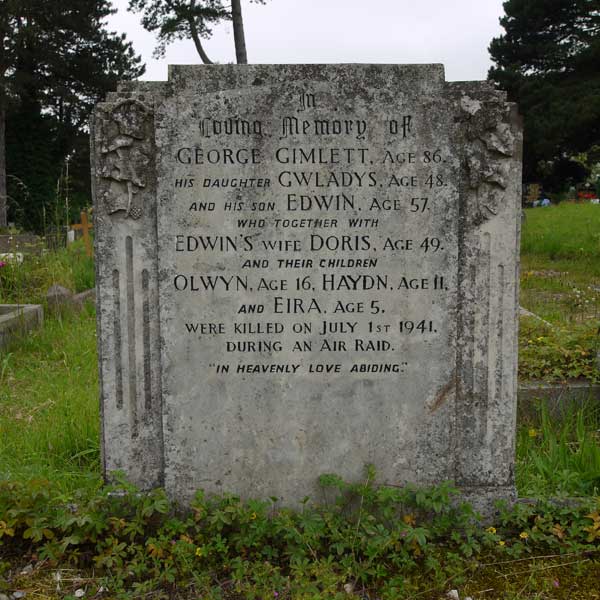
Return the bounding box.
[459,97,515,223]
[98,98,154,220]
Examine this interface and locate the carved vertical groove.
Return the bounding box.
[496,265,505,407]
[112,269,123,409]
[473,231,493,408]
[467,262,476,396]
[126,236,138,438]
[482,231,491,407]
[142,268,152,411]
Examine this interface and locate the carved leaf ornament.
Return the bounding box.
[460,97,515,222]
[99,99,154,219]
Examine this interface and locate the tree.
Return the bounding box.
[128,0,230,64]
[0,0,144,229]
[231,0,248,64]
[128,0,266,65]
[488,0,600,185]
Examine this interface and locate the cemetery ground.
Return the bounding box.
[0,204,599,598]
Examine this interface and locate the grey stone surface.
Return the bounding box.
[47,284,73,298]
[518,381,600,419]
[0,234,43,254]
[45,286,96,314]
[0,304,44,350]
[46,284,74,314]
[73,288,97,308]
[92,64,522,511]
[519,305,554,328]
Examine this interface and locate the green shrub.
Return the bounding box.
[0,470,598,599]
[519,318,600,383]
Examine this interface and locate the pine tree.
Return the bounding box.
[128,0,267,65]
[489,0,600,184]
[0,0,144,229]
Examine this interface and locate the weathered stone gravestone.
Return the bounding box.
[0,304,43,350]
[92,65,522,512]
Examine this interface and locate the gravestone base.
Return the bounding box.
[461,486,517,518]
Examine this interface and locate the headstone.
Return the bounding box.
[45,284,95,314]
[0,304,44,350]
[92,65,522,513]
[73,288,96,309]
[0,234,43,255]
[46,284,74,314]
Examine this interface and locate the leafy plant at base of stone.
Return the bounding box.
[0,469,598,599]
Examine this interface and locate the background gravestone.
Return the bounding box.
[92,64,522,512]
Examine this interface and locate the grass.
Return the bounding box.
[0,202,596,496]
[517,401,600,497]
[521,203,600,271]
[0,241,98,492]
[520,203,600,322]
[0,306,101,492]
[0,305,597,502]
[0,240,95,305]
[520,265,600,325]
[8,559,595,600]
[519,203,600,382]
[0,203,598,597]
[521,203,600,325]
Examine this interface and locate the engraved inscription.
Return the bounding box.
[167,85,458,381]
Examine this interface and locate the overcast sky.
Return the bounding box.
[108,0,506,82]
